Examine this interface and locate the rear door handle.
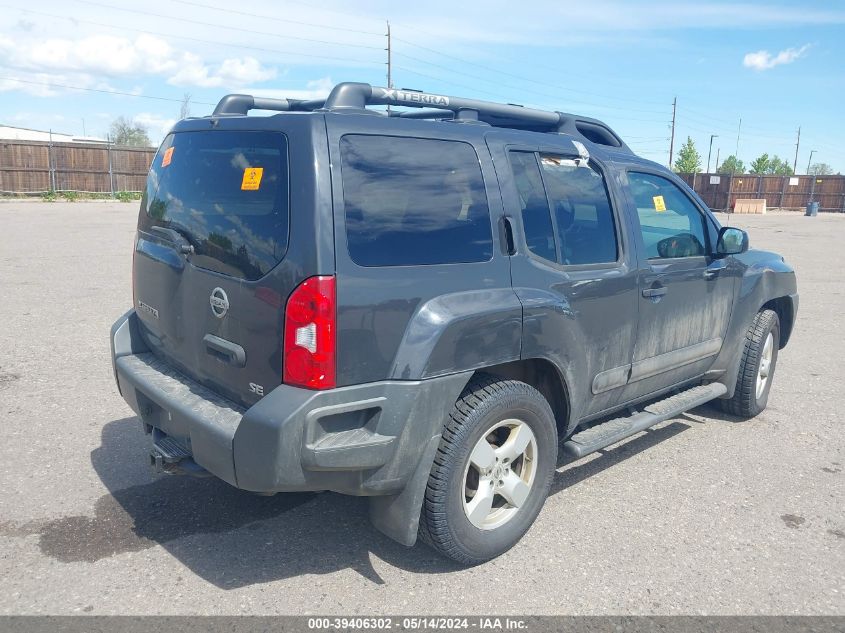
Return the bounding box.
[642,287,667,298]
[204,334,246,367]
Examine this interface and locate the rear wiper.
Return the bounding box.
[150,226,195,255]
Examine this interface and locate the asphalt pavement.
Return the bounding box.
[0,202,842,615]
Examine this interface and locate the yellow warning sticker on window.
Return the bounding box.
[653,195,666,212]
[241,167,264,190]
[161,147,174,167]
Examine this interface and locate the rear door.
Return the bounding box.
[617,168,735,402]
[487,133,640,420]
[133,116,330,407]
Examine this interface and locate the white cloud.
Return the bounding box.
[132,112,177,139]
[743,44,810,71]
[245,77,334,101]
[0,32,276,90]
[167,54,276,88]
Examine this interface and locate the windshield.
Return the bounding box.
[138,130,289,281]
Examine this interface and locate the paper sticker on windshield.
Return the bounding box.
[653,195,666,212]
[241,167,264,191]
[161,147,174,167]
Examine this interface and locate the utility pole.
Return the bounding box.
[668,97,677,168]
[707,134,718,173]
[386,20,392,115]
[735,117,742,158]
[715,147,721,172]
[806,149,816,175]
[792,126,801,174]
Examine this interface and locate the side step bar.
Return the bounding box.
[562,383,727,460]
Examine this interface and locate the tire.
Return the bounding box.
[419,374,557,564]
[720,309,780,418]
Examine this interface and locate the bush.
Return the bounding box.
[60,191,79,202]
[40,190,57,202]
[115,191,141,202]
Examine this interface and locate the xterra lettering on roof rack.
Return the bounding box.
[210,81,631,152]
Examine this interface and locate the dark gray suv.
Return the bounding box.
[111,82,798,564]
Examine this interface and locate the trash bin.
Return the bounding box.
[805,201,819,216]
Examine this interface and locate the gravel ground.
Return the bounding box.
[0,202,842,615]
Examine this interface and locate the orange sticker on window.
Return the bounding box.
[241,167,264,190]
[161,147,174,167]
[653,195,666,212]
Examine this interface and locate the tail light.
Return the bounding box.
[283,276,336,390]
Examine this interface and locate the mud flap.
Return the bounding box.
[368,434,440,547]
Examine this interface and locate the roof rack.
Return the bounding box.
[211,82,630,151]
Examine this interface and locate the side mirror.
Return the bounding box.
[717,227,749,256]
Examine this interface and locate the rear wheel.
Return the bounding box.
[720,309,780,418]
[419,375,557,564]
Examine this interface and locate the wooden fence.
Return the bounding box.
[2,139,844,211]
[678,173,845,213]
[0,139,156,194]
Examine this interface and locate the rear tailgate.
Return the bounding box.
[132,116,330,408]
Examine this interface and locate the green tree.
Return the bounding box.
[749,153,770,174]
[767,155,794,175]
[110,117,151,147]
[809,162,834,175]
[673,136,702,174]
[717,155,745,174]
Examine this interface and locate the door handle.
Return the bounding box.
[499,216,516,256]
[704,259,728,279]
[204,334,246,367]
[642,286,667,298]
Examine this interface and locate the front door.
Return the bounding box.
[619,169,736,402]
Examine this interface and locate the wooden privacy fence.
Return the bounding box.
[678,173,845,213]
[2,139,844,211]
[0,139,156,194]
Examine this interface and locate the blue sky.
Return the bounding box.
[1,0,843,172]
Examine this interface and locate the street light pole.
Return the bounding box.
[707,134,718,173]
[806,150,816,175]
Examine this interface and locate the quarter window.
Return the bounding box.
[628,172,708,259]
[340,135,493,267]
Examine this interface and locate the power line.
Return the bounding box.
[393,50,666,118]
[171,0,383,36]
[3,6,384,66]
[0,76,217,104]
[392,36,668,111]
[74,0,385,50]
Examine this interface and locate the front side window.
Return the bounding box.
[628,172,708,259]
[340,135,493,267]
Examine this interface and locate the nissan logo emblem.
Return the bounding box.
[210,287,229,318]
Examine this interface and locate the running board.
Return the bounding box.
[562,383,727,460]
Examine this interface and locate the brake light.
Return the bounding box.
[283,276,336,390]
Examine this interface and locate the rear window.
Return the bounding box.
[139,130,289,281]
[340,135,493,267]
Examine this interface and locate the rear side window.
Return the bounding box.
[539,155,618,265]
[140,130,289,281]
[340,135,493,267]
[508,151,618,266]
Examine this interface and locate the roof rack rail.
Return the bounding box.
[211,82,630,151]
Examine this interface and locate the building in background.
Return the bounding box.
[0,124,107,144]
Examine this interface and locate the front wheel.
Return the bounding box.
[720,308,780,418]
[418,375,557,564]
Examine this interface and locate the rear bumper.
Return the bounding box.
[110,310,470,496]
